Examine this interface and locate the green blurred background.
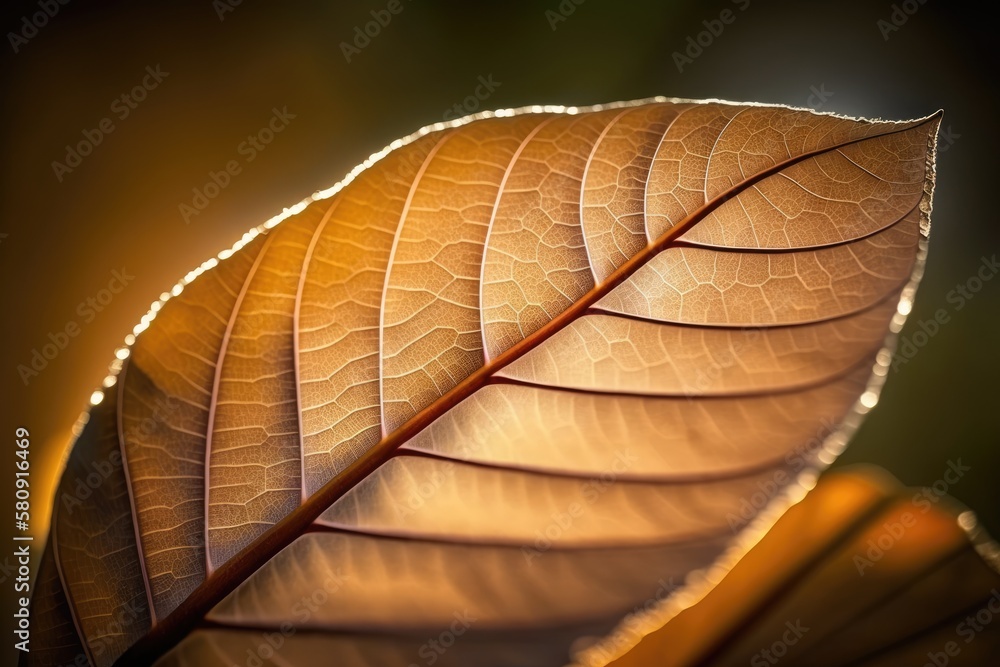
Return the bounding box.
[1,0,997,663]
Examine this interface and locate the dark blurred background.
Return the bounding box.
[1,0,997,663]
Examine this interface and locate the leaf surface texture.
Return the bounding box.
[27,99,949,667]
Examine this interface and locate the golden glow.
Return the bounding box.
[41,97,945,667]
[860,390,879,409]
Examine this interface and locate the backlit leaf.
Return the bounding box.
[28,98,966,667]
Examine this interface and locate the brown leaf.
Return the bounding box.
[28,98,961,667]
[592,466,1000,666]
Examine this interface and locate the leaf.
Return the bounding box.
[29,97,951,667]
[593,466,1000,666]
